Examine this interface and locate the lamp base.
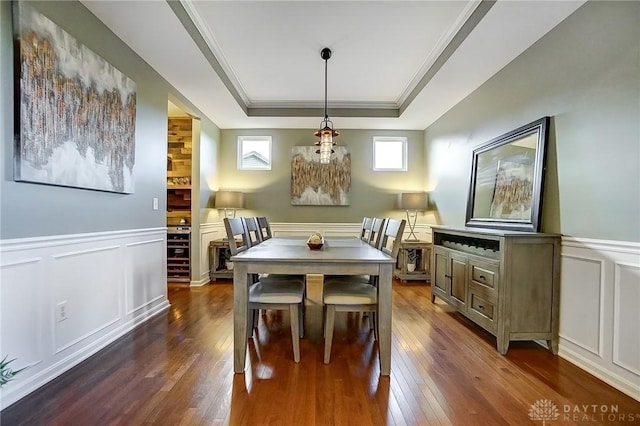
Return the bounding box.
[405,210,420,241]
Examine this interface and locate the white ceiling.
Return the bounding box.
[82,0,585,130]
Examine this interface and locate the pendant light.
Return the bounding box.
[315,47,338,164]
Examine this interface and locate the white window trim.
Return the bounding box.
[237,136,272,170]
[373,136,408,171]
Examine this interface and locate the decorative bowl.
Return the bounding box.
[307,234,324,250]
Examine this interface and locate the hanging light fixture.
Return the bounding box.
[315,47,338,164]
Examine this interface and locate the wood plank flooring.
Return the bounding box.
[2,279,639,425]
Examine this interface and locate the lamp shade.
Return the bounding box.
[214,191,244,209]
[398,192,428,210]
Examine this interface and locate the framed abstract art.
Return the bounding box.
[13,2,136,193]
[291,146,351,206]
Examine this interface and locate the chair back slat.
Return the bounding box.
[256,217,273,240]
[223,217,249,256]
[360,217,373,242]
[369,217,386,248]
[379,218,406,258]
[243,217,263,247]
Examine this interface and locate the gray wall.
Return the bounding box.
[0,1,220,240]
[425,1,640,242]
[217,129,426,223]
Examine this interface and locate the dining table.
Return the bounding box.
[230,236,396,375]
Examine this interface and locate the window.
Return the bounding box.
[237,136,272,170]
[373,136,407,171]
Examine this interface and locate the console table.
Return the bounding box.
[394,240,431,282]
[209,239,233,281]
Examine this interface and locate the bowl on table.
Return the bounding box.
[307,233,324,250]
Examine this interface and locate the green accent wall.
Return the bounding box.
[0,1,220,241]
[217,129,425,223]
[425,1,640,242]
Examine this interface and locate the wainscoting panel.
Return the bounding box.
[613,262,640,376]
[52,245,122,353]
[559,255,603,356]
[0,257,46,379]
[0,228,170,410]
[560,238,640,401]
[124,239,167,315]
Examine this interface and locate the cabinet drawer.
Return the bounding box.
[467,290,497,333]
[469,260,498,290]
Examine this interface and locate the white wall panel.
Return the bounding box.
[559,255,603,356]
[0,258,46,372]
[0,228,170,410]
[125,239,167,314]
[52,246,121,353]
[613,262,640,376]
[560,237,640,401]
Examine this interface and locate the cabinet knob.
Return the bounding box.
[445,274,451,279]
[479,275,486,280]
[478,304,484,310]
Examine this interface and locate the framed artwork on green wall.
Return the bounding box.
[291,146,351,206]
[13,2,137,193]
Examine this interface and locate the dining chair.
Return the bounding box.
[256,216,273,240]
[224,217,305,363]
[359,217,373,242]
[247,216,306,287]
[324,217,386,285]
[368,217,386,248]
[322,218,406,364]
[243,216,264,246]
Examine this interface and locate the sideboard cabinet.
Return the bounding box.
[430,225,560,355]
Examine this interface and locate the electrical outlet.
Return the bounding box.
[152,197,159,210]
[57,301,68,322]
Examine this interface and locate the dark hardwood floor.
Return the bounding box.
[2,279,638,425]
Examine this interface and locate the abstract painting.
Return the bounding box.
[13,3,136,193]
[291,146,350,205]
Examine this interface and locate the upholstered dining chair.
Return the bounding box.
[322,218,406,364]
[223,217,305,363]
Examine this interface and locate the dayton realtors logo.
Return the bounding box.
[529,400,560,425]
[529,400,639,423]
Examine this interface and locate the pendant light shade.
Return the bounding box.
[314,47,338,164]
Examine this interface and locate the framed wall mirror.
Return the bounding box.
[465,117,550,232]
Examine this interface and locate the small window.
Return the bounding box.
[237,136,272,170]
[373,136,407,171]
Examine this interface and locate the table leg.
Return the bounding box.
[233,263,248,373]
[378,263,393,375]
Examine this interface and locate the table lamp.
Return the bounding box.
[214,191,244,218]
[398,192,428,241]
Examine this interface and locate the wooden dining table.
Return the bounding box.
[231,236,396,375]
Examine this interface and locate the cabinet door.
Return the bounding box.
[449,252,468,310]
[432,246,450,300]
